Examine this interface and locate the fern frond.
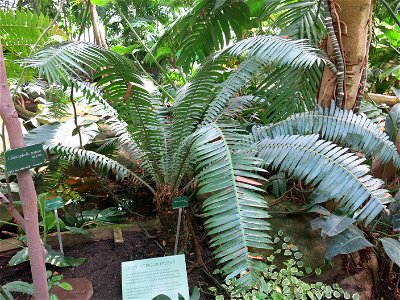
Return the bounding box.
[256,134,392,224]
[155,0,250,71]
[191,123,271,284]
[253,102,400,168]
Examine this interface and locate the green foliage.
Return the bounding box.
[380,237,400,267]
[46,270,73,297]
[191,124,271,285]
[214,231,356,300]
[155,0,250,71]
[0,9,66,80]
[0,281,34,300]
[64,207,125,228]
[255,134,393,225]
[253,102,400,168]
[260,0,326,46]
[9,246,85,267]
[22,35,398,289]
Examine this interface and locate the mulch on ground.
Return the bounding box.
[0,229,217,300]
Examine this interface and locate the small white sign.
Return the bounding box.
[121,255,189,300]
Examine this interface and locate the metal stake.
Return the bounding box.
[54,209,64,255]
[174,208,182,255]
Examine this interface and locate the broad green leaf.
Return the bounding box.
[9,247,85,267]
[190,286,200,300]
[90,0,113,6]
[321,213,355,237]
[325,226,372,259]
[3,281,34,295]
[380,237,400,267]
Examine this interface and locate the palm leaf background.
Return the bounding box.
[154,0,250,71]
[253,102,400,168]
[255,134,393,225]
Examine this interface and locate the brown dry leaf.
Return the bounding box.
[236,176,262,186]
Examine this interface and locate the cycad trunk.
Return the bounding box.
[0,43,49,299]
[318,0,373,110]
[154,187,189,249]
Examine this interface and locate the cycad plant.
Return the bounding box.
[22,33,399,288]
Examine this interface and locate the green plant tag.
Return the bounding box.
[45,197,64,211]
[172,197,189,209]
[121,255,189,300]
[5,144,46,174]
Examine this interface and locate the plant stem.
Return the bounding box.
[69,84,83,148]
[114,2,176,90]
[130,54,174,101]
[78,0,91,41]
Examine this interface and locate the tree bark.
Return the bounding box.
[318,0,373,110]
[89,3,107,49]
[0,43,49,299]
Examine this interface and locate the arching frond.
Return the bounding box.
[0,9,60,54]
[202,36,330,124]
[154,0,250,71]
[260,0,326,46]
[256,134,392,224]
[75,82,142,162]
[171,57,226,161]
[253,102,400,168]
[191,123,271,285]
[254,64,322,123]
[48,145,148,188]
[24,42,166,184]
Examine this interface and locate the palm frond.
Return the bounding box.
[170,56,227,169]
[253,102,400,168]
[256,134,392,224]
[0,9,59,55]
[48,145,140,183]
[255,64,322,123]
[24,42,166,184]
[202,35,330,124]
[219,95,267,120]
[260,0,326,46]
[154,0,250,71]
[75,81,142,162]
[22,42,114,86]
[190,123,271,284]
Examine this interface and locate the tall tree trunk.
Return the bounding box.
[318,0,373,110]
[90,3,107,49]
[0,43,49,299]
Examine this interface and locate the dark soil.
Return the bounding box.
[0,228,218,300]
